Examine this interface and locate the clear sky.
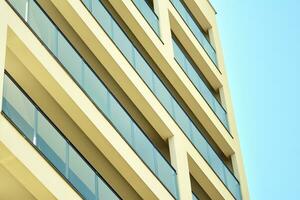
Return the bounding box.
[210,0,300,199]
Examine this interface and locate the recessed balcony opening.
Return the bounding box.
[170,0,218,65]
[171,33,229,129]
[190,174,211,200]
[3,44,141,200]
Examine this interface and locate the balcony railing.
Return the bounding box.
[172,37,229,131]
[192,193,199,200]
[80,0,241,199]
[7,0,178,198]
[170,0,218,66]
[131,0,160,36]
[2,73,121,200]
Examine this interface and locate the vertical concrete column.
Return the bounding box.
[169,134,192,200]
[208,19,227,103]
[153,0,174,57]
[220,76,250,200]
[0,1,8,111]
[209,18,250,200]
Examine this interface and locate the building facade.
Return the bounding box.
[0,0,249,199]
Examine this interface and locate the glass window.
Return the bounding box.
[57,33,84,84]
[132,125,155,170]
[173,102,191,136]
[190,125,210,162]
[91,0,113,37]
[153,79,174,115]
[109,96,133,145]
[209,149,226,182]
[83,66,110,115]
[133,49,155,91]
[112,22,135,66]
[3,76,35,141]
[155,151,178,197]
[9,0,28,19]
[37,113,67,175]
[28,0,57,54]
[68,146,96,200]
[225,168,241,200]
[98,177,119,200]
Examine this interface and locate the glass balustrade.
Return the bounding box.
[131,0,160,36]
[7,0,178,198]
[192,193,199,200]
[172,37,229,130]
[80,0,241,199]
[2,74,121,200]
[170,0,218,66]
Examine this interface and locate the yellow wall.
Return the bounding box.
[0,0,249,199]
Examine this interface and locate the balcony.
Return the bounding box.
[7,0,178,198]
[2,73,120,200]
[80,0,241,199]
[131,0,160,36]
[170,0,218,66]
[172,37,229,131]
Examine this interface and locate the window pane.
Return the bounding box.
[109,96,133,145]
[98,178,119,200]
[83,66,110,115]
[8,0,28,19]
[155,152,178,198]
[57,33,83,84]
[68,146,96,200]
[173,40,186,70]
[190,125,210,161]
[225,168,241,200]
[133,125,155,170]
[209,149,226,181]
[153,79,174,115]
[37,113,67,175]
[28,0,57,53]
[3,76,35,141]
[112,22,134,65]
[91,0,113,36]
[133,49,155,91]
[173,102,191,136]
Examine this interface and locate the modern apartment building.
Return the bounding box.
[0,0,249,199]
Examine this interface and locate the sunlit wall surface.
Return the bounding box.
[0,0,248,199]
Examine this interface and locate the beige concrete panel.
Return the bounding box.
[209,17,250,200]
[0,165,37,200]
[153,0,173,52]
[0,115,81,200]
[169,134,192,200]
[4,4,173,199]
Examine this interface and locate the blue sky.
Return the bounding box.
[210,0,300,199]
